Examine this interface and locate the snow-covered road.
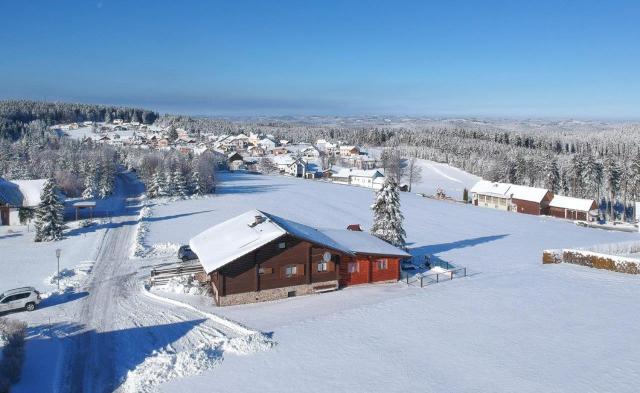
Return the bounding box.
[52,173,268,393]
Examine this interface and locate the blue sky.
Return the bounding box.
[0,0,639,118]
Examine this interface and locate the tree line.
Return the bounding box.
[0,100,158,140]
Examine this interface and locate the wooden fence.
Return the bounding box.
[150,263,205,286]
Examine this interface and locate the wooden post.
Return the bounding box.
[307,246,312,284]
[254,251,260,292]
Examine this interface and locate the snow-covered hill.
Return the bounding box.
[136,172,640,393]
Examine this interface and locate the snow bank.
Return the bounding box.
[120,286,275,393]
[44,261,93,295]
[130,202,152,258]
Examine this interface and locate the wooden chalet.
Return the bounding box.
[189,210,410,306]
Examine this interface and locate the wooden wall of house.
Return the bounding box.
[512,198,542,215]
[370,257,400,282]
[310,247,340,284]
[339,257,370,286]
[216,235,343,296]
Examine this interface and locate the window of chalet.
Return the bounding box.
[283,264,304,278]
[376,259,388,270]
[348,262,359,273]
[317,261,335,272]
[259,267,273,275]
[278,242,286,249]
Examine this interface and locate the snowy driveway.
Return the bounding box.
[14,173,270,393]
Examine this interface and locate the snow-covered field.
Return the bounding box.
[135,171,640,393]
[409,158,481,199]
[0,220,106,294]
[3,169,640,392]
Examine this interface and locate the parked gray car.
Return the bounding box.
[0,287,41,313]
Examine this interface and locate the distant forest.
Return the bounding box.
[0,100,158,140]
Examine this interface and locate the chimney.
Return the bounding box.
[346,224,362,231]
[250,215,266,227]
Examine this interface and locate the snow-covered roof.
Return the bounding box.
[332,168,383,179]
[470,180,512,197]
[549,195,596,212]
[0,178,23,206]
[349,169,383,178]
[272,155,295,166]
[190,210,410,274]
[509,185,550,203]
[9,179,46,206]
[190,210,287,274]
[317,229,411,258]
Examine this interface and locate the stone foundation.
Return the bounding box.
[216,280,339,306]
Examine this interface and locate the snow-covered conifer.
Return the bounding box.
[370,178,406,247]
[34,178,66,242]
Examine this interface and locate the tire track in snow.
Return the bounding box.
[61,173,273,393]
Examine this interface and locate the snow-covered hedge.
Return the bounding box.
[543,248,640,274]
[0,318,27,393]
[578,239,640,257]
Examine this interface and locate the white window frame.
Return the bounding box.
[285,265,297,277]
[377,259,388,270]
[348,262,359,273]
[317,261,328,272]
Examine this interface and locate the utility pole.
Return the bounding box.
[55,248,62,290]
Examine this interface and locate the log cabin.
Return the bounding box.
[189,210,410,306]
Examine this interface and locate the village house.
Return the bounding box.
[258,138,277,151]
[189,210,410,306]
[0,178,46,225]
[339,145,361,157]
[470,181,515,211]
[316,139,337,155]
[549,195,598,221]
[271,147,289,156]
[332,168,385,190]
[286,157,308,177]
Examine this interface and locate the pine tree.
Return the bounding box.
[543,156,561,194]
[82,162,98,199]
[147,170,161,198]
[34,178,66,242]
[191,170,203,195]
[157,170,169,197]
[173,168,188,197]
[164,170,176,196]
[604,156,622,221]
[370,178,406,247]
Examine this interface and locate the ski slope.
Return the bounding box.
[134,172,640,393]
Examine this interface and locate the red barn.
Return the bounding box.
[190,210,410,306]
[509,185,554,216]
[549,195,598,221]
